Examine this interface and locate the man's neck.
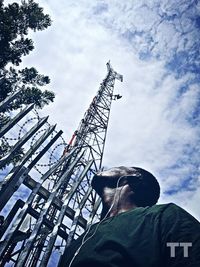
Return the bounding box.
[101,185,137,219]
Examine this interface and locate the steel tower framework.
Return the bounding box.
[0,62,123,266]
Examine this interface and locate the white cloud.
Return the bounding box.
[3,0,200,221]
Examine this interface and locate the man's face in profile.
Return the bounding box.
[91,167,134,196]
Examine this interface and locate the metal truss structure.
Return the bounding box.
[0,62,123,266]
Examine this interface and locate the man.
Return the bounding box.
[60,166,200,267]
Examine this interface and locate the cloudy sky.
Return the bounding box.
[4,0,200,220]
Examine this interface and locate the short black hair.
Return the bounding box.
[92,166,160,207]
[127,167,160,207]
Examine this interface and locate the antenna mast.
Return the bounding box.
[0,62,123,266]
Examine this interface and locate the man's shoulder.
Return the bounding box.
[148,202,178,213]
[146,203,192,219]
[127,203,178,220]
[150,202,190,212]
[128,203,178,217]
[149,203,200,225]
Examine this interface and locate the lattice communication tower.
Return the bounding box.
[0,62,123,266]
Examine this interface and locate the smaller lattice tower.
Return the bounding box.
[0,62,123,266]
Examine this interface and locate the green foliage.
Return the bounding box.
[0,113,10,128]
[0,0,54,110]
[0,0,55,168]
[19,67,50,86]
[0,0,51,67]
[0,66,53,111]
[0,138,24,169]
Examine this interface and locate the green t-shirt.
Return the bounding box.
[60,203,200,267]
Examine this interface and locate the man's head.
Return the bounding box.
[91,166,160,207]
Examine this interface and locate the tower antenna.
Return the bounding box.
[0,62,123,266]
